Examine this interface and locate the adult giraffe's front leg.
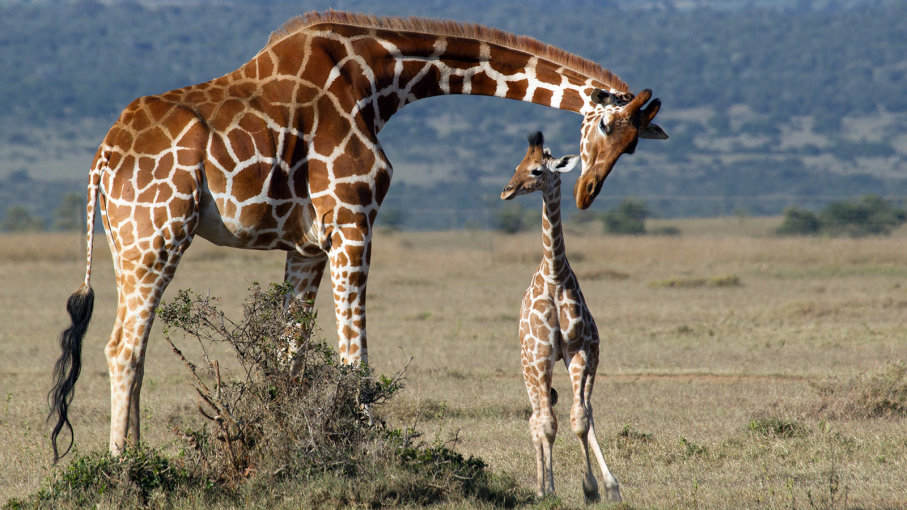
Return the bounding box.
[327,226,372,365]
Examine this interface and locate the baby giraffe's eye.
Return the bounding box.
[599,118,613,135]
[530,167,543,177]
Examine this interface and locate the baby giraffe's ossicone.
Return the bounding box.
[503,131,621,503]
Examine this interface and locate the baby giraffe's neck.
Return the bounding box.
[540,177,568,280]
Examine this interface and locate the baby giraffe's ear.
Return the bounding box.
[548,154,580,173]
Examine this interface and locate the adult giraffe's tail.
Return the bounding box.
[48,151,104,463]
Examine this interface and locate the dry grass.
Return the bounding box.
[2,220,907,508]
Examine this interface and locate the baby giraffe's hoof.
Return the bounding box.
[582,475,600,504]
[604,482,622,502]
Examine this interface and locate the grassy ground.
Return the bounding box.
[2,218,906,508]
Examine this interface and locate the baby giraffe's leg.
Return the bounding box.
[523,357,547,496]
[587,414,622,501]
[522,337,557,497]
[528,411,545,496]
[539,385,557,496]
[567,352,600,503]
[569,349,622,503]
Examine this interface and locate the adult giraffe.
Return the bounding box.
[49,10,667,461]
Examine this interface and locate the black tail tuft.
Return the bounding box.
[48,286,94,464]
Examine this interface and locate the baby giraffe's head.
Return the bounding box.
[501,131,580,200]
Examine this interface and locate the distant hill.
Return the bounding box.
[1,0,905,229]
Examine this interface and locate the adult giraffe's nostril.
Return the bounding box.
[586,181,595,194]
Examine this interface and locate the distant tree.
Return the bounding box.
[776,207,821,236]
[51,192,83,231]
[377,207,405,232]
[819,195,906,237]
[1,205,44,232]
[567,208,604,227]
[494,202,527,234]
[603,198,648,235]
[776,195,906,237]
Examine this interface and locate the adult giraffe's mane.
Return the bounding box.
[267,10,629,93]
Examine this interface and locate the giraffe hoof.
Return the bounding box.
[582,476,599,504]
[605,483,622,502]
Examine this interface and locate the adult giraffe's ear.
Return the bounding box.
[639,97,668,139]
[640,123,669,139]
[548,155,580,173]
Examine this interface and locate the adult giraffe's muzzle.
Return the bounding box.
[574,161,614,210]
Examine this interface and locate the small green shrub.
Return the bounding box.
[649,224,682,236]
[494,202,528,234]
[603,198,648,235]
[7,446,205,509]
[747,417,807,438]
[679,436,707,457]
[617,424,654,443]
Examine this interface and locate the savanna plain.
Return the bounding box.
[1,217,906,508]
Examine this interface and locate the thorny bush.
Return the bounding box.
[157,282,404,483]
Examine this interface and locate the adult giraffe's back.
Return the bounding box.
[49,10,667,461]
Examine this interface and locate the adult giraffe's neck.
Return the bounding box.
[541,180,568,280]
[364,34,595,131]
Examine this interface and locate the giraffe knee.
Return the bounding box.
[571,404,590,437]
[540,413,557,442]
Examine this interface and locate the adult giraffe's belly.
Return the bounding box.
[195,177,321,252]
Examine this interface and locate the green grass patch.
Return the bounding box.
[747,417,807,438]
[649,274,742,288]
[762,264,907,280]
[5,446,211,509]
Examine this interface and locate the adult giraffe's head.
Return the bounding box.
[575,88,668,209]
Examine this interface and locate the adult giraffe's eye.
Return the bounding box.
[530,167,543,177]
[598,118,613,135]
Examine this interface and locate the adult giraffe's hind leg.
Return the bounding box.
[283,251,328,370]
[285,251,328,306]
[105,238,193,454]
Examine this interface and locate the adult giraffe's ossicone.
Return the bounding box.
[48,10,667,461]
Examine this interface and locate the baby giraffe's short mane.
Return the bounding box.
[268,10,629,93]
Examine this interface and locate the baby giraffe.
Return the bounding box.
[501,131,621,503]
